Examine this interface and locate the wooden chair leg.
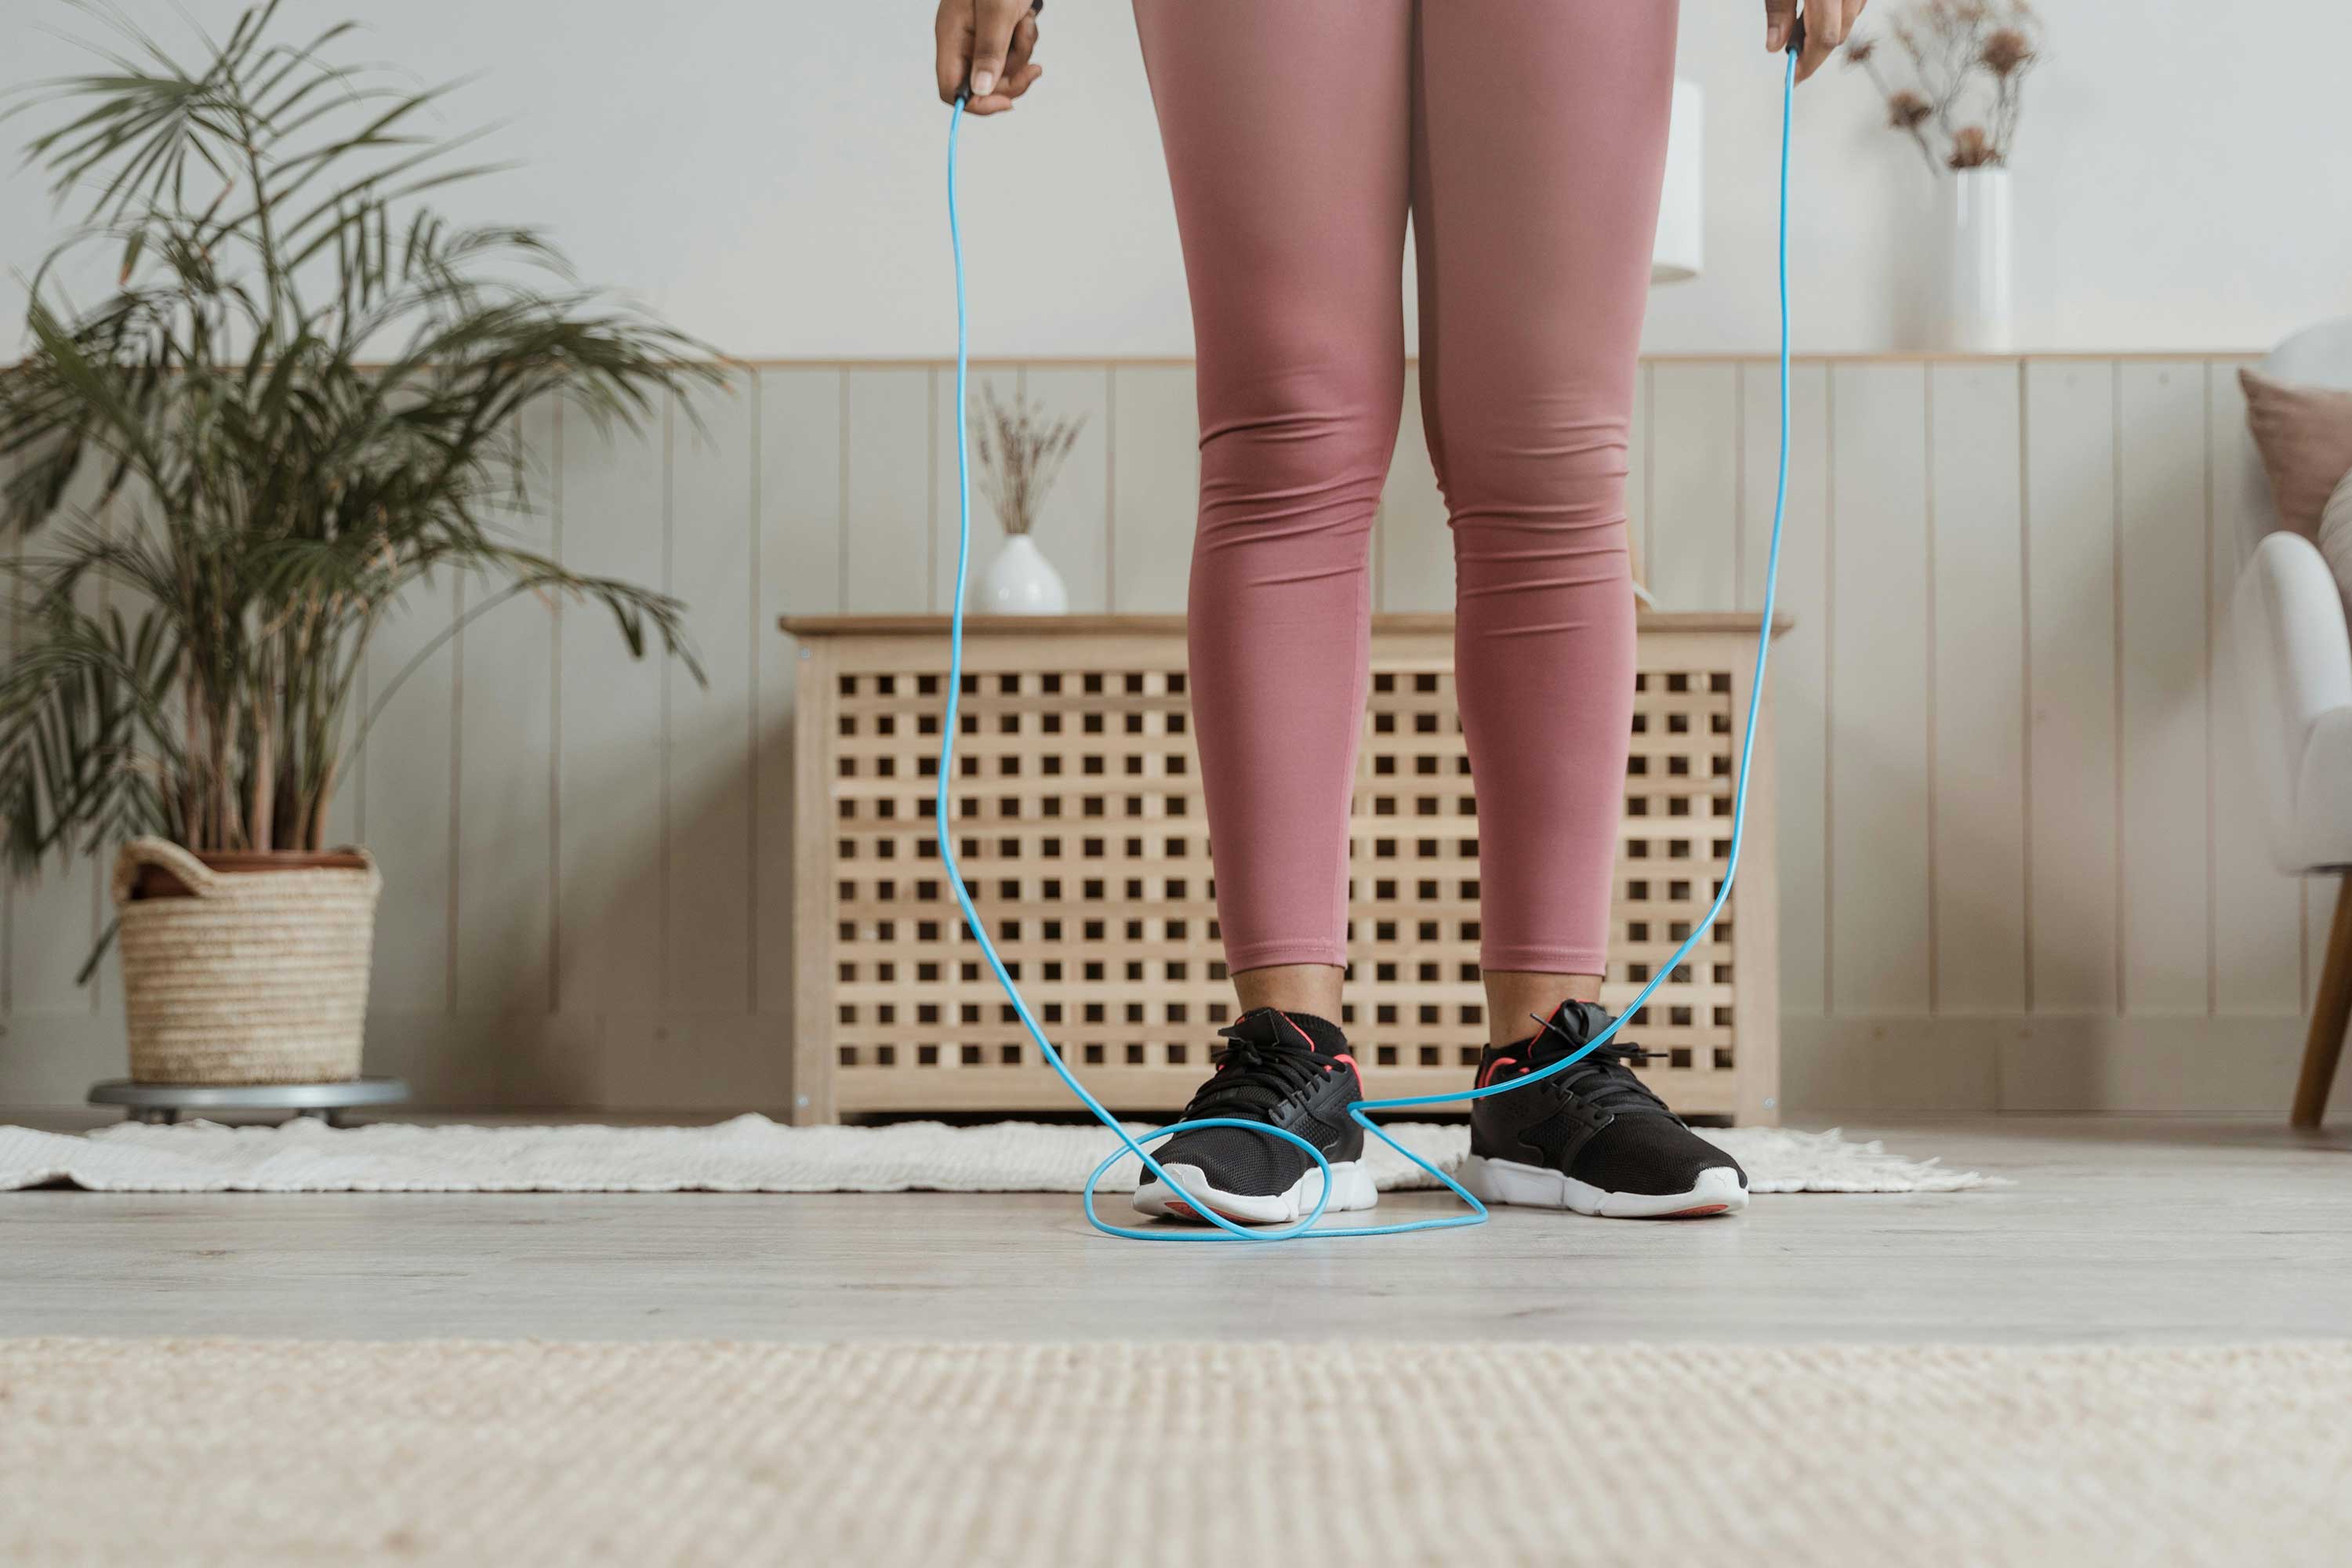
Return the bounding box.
[2293,873,2352,1129]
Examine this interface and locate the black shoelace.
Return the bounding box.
[1525,1015,1675,1119]
[1181,1026,1333,1123]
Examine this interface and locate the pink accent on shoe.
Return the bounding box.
[1274,1010,1317,1050]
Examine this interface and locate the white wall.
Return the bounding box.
[2,1,2349,358]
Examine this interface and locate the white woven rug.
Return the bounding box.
[3,1338,2341,1566]
[0,1113,1999,1195]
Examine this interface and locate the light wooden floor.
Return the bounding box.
[3,1116,2347,1343]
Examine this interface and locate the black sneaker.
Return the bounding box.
[1462,1000,1748,1218]
[1133,1008,1378,1225]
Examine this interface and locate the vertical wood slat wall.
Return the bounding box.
[0,354,2322,1113]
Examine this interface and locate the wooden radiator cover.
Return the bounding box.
[783,615,1783,1126]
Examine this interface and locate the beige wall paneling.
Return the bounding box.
[760,368,848,1091]
[1742,361,1831,1025]
[2206,361,2303,1017]
[2022,361,2121,1015]
[1928,361,2028,1014]
[1109,365,1197,612]
[15,463,107,1018]
[452,401,561,1101]
[82,472,159,1057]
[2116,362,2212,1016]
[844,367,935,614]
[358,510,465,1097]
[659,372,768,1106]
[1013,365,1115,614]
[1648,363,1755,1092]
[3,458,109,1101]
[1826,365,1934,1019]
[554,402,669,1102]
[1646,362,1740,612]
[2,352,2323,1116]
[930,364,1016,614]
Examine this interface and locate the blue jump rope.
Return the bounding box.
[938,43,1798,1243]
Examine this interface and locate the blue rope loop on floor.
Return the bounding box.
[939,45,1797,1241]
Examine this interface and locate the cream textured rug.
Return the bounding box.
[2,1338,2341,1567]
[0,1113,1999,1195]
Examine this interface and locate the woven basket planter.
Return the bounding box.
[111,837,383,1086]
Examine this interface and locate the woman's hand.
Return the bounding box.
[935,0,1044,115]
[1765,0,1868,84]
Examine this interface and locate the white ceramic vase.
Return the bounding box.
[1941,167,2014,352]
[980,534,1069,615]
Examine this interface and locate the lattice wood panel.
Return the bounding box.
[787,618,1780,1126]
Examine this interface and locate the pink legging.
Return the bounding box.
[1134,1,1679,978]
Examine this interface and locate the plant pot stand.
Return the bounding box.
[86,1076,410,1127]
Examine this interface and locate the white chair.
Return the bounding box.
[2230,317,2352,1127]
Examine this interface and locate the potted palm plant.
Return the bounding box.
[0,2,716,1085]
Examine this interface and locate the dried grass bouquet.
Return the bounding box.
[1848,0,2042,174]
[972,386,1083,539]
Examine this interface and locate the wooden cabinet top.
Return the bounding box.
[781,612,1793,637]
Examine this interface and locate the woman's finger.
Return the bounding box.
[967,0,1033,100]
[1797,0,1848,82]
[1762,0,1798,54]
[997,62,1045,103]
[964,67,1040,117]
[1003,13,1039,82]
[935,1,969,104]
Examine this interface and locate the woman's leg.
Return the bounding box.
[1123,0,1409,1223]
[1410,0,1680,1033]
[1132,0,1414,1009]
[1421,2,1745,1217]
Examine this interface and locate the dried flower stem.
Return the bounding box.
[1853,0,2041,176]
[972,384,1086,539]
[1864,56,1946,176]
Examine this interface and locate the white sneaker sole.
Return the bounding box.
[1460,1155,1748,1218]
[1134,1159,1379,1225]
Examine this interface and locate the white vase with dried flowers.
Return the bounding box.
[972,385,1083,614]
[1947,166,2013,350]
[1848,1,2041,350]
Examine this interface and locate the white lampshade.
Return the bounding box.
[1652,79,1704,284]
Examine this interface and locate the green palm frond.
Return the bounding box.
[0,1,719,889]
